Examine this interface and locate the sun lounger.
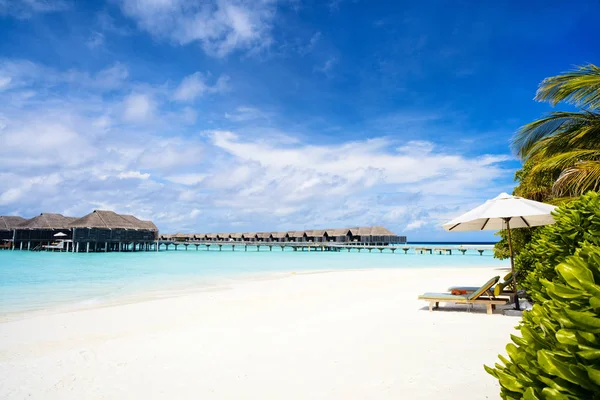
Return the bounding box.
[418,276,508,315]
[448,272,515,297]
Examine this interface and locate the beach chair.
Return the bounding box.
[418,276,508,315]
[448,272,515,298]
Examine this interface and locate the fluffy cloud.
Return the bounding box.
[0,0,68,19]
[172,72,230,102]
[123,93,154,121]
[117,0,278,57]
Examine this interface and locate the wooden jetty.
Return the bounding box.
[153,241,493,256]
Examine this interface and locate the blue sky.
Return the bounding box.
[0,0,598,241]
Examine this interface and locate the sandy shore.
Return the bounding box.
[0,266,516,399]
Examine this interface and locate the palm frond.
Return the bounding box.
[553,161,600,196]
[512,111,599,158]
[535,64,600,110]
[530,149,600,175]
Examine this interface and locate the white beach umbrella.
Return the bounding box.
[54,232,67,237]
[442,193,557,309]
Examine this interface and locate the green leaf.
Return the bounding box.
[563,309,600,333]
[556,260,594,290]
[586,366,600,386]
[577,349,600,361]
[555,329,578,346]
[523,387,542,400]
[537,350,594,389]
[541,387,578,399]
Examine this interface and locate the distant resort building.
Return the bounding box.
[159,226,406,246]
[0,216,27,246]
[0,210,157,252]
[1,212,406,252]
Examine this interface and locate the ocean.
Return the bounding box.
[0,244,508,317]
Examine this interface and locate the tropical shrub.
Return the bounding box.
[515,191,600,301]
[486,243,600,399]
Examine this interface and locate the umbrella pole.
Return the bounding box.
[505,218,520,310]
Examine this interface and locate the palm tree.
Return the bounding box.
[512,64,600,197]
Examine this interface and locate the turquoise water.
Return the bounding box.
[0,246,507,316]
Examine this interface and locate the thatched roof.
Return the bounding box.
[271,232,287,238]
[121,215,158,231]
[0,216,26,230]
[172,232,191,239]
[287,231,305,238]
[331,228,350,236]
[18,213,76,229]
[370,226,396,235]
[178,226,397,240]
[69,210,138,229]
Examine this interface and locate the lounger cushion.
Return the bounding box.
[418,293,469,301]
[448,286,479,292]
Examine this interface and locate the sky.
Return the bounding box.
[0,0,598,241]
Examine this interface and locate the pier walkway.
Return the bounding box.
[155,241,494,255]
[0,239,494,255]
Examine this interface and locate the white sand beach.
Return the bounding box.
[0,266,516,399]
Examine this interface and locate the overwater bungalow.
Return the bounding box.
[121,215,159,239]
[242,233,258,242]
[220,234,231,241]
[287,231,306,242]
[230,233,243,242]
[0,216,26,248]
[256,232,272,242]
[13,213,77,251]
[305,229,326,243]
[271,232,288,242]
[69,210,157,252]
[323,228,352,243]
[172,233,190,242]
[0,216,26,238]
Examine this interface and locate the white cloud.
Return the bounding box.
[123,93,153,121]
[165,173,207,185]
[118,0,278,57]
[0,60,129,92]
[172,72,229,102]
[118,171,150,180]
[224,106,266,122]
[406,220,426,230]
[315,57,337,74]
[0,0,68,19]
[0,76,11,91]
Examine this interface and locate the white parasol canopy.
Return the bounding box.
[443,193,557,232]
[53,232,67,237]
[442,192,557,310]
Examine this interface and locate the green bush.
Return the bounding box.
[486,243,600,399]
[515,192,600,301]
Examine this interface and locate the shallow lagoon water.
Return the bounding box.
[0,245,507,316]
